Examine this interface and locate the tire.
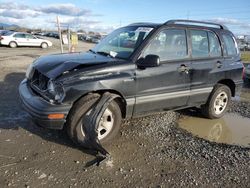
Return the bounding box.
[66,94,122,147]
[41,42,48,49]
[201,84,231,119]
[9,41,17,48]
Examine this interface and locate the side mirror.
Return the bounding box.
[136,55,160,69]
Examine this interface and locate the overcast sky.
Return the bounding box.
[0,0,250,34]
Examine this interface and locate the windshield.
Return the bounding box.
[92,26,154,59]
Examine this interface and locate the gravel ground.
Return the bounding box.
[0,38,250,187]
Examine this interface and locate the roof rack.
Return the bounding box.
[165,19,228,30]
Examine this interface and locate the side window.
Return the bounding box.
[14,34,25,38]
[222,34,237,56]
[190,30,209,58]
[208,32,222,57]
[143,29,188,61]
[25,34,36,39]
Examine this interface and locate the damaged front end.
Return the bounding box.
[27,67,66,104]
[19,50,132,167]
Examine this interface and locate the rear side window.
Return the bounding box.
[190,30,209,58]
[208,32,222,57]
[222,34,237,56]
[14,34,25,38]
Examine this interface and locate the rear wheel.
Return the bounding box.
[9,41,17,48]
[66,94,122,147]
[201,84,231,119]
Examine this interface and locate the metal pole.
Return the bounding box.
[68,26,71,52]
[57,16,63,53]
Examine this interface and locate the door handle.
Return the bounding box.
[178,64,189,74]
[217,61,222,68]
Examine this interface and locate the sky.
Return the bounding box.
[0,0,250,35]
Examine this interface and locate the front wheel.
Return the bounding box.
[201,84,231,119]
[66,94,122,147]
[41,42,48,49]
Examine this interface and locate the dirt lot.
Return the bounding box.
[0,38,250,188]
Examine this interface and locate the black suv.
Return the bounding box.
[19,20,243,145]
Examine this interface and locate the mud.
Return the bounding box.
[178,113,250,148]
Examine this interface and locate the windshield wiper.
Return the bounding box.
[88,49,96,54]
[96,51,113,58]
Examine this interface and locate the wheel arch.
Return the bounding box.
[217,79,236,97]
[70,89,127,119]
[41,42,48,47]
[9,41,18,46]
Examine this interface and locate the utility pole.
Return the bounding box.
[68,25,71,52]
[56,16,64,53]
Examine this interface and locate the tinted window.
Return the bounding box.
[191,30,209,58]
[143,29,188,61]
[208,32,222,57]
[14,34,25,38]
[222,34,237,56]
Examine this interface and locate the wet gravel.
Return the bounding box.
[116,99,250,187]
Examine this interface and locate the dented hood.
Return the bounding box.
[34,52,115,79]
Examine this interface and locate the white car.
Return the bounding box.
[0,31,52,48]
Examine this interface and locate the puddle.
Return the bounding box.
[178,113,250,148]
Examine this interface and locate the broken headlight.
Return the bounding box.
[47,80,65,103]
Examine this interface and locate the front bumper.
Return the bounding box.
[19,79,72,129]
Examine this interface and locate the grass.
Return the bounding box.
[241,51,250,63]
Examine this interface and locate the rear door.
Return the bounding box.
[188,29,224,106]
[134,28,191,115]
[13,33,26,46]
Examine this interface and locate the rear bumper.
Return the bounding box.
[19,79,72,129]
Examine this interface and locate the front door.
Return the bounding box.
[134,28,191,115]
[25,34,40,46]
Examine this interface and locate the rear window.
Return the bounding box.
[222,34,237,56]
